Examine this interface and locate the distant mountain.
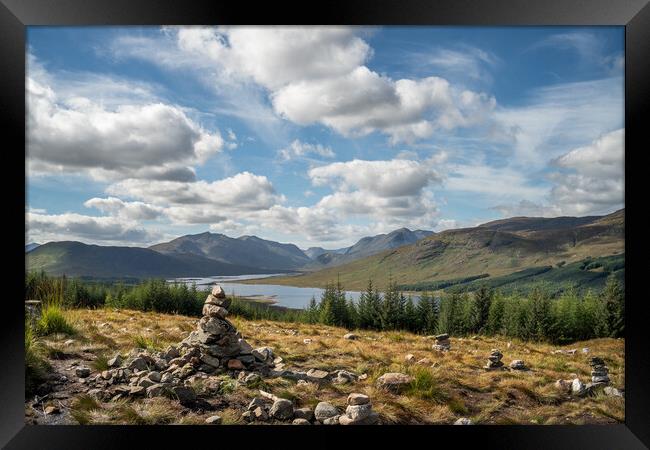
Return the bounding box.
[149,232,312,270]
[306,228,434,268]
[26,241,276,278]
[255,209,624,291]
[25,242,40,253]
[304,246,348,260]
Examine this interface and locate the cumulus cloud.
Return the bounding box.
[278,139,335,161]
[84,197,164,220]
[27,212,159,245]
[27,65,224,181]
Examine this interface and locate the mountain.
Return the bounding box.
[25,243,40,253]
[248,209,624,290]
[26,241,276,279]
[304,247,347,259]
[306,228,434,268]
[149,232,312,270]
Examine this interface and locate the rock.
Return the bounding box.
[340,412,379,425]
[571,378,587,396]
[269,399,294,420]
[509,360,527,370]
[227,359,245,370]
[604,386,623,397]
[205,294,231,309]
[129,386,146,396]
[314,402,339,421]
[211,284,226,298]
[347,393,370,405]
[416,358,431,365]
[127,357,150,372]
[484,349,504,369]
[164,346,180,360]
[252,406,269,421]
[405,354,416,364]
[101,370,111,380]
[555,379,573,392]
[241,373,261,385]
[322,415,341,425]
[202,304,229,319]
[75,367,91,378]
[334,370,358,384]
[237,354,255,365]
[238,339,254,355]
[146,383,167,398]
[252,347,274,362]
[241,411,253,422]
[376,372,413,393]
[303,338,312,344]
[44,405,60,415]
[436,333,449,340]
[306,369,329,380]
[292,418,311,425]
[148,371,162,383]
[294,407,314,421]
[454,417,473,425]
[273,356,284,365]
[64,339,75,346]
[200,354,220,368]
[582,347,590,354]
[205,415,222,424]
[248,397,268,411]
[172,385,196,405]
[343,333,358,340]
[107,355,123,368]
[346,404,372,421]
[138,378,154,388]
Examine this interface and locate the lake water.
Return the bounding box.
[167,274,365,309]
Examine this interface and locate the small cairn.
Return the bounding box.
[432,333,451,351]
[484,349,504,370]
[339,393,380,425]
[179,284,273,373]
[589,356,610,386]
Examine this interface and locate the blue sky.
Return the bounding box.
[26,26,624,249]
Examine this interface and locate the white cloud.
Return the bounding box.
[27,212,159,245]
[27,62,224,181]
[84,197,164,220]
[417,45,500,83]
[278,139,335,161]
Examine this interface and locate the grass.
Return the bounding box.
[33,307,625,425]
[37,303,76,336]
[25,321,50,396]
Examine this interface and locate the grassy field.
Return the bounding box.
[26,308,624,425]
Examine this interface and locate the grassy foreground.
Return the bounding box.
[26,308,624,425]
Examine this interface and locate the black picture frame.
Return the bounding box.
[2,0,648,448]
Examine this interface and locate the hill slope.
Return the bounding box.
[150,232,311,270]
[249,209,624,290]
[26,241,275,278]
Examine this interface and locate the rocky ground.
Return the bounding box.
[26,301,625,425]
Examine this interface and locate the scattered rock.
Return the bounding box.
[571,378,587,396]
[314,401,339,421]
[509,360,527,370]
[347,393,370,405]
[343,333,358,340]
[269,398,294,420]
[146,383,167,398]
[129,386,146,396]
[376,372,413,393]
[294,407,314,421]
[582,347,590,354]
[75,367,91,378]
[306,368,329,380]
[172,385,196,405]
[44,405,60,415]
[322,415,341,425]
[454,417,473,425]
[405,354,416,364]
[253,406,269,421]
[416,358,431,365]
[148,371,162,383]
[205,415,222,424]
[604,386,623,397]
[292,418,311,425]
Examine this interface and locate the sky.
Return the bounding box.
[26,26,625,249]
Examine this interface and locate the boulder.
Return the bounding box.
[294,407,314,421]
[376,372,413,393]
[107,354,123,368]
[322,415,341,425]
[75,367,91,378]
[346,404,372,421]
[252,347,274,362]
[347,393,370,405]
[307,369,329,380]
[269,398,294,420]
[148,371,162,383]
[211,284,226,298]
[146,383,167,398]
[202,304,229,319]
[571,378,587,396]
[252,406,269,421]
[604,386,623,397]
[314,402,339,421]
[172,385,196,405]
[248,397,268,411]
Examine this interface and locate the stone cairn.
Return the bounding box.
[589,356,610,386]
[432,333,451,351]
[484,349,504,370]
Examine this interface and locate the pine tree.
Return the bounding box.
[403,296,418,332]
[437,293,460,334]
[525,288,552,341]
[307,296,320,324]
[486,291,505,335]
[319,283,337,326]
[469,286,492,334]
[416,292,432,333]
[601,275,624,337]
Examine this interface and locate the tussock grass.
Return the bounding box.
[37,303,76,336]
[25,321,50,396]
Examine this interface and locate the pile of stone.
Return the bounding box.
[589,357,610,386]
[484,349,504,369]
[432,333,451,351]
[339,393,380,425]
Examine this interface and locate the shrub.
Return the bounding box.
[37,303,76,336]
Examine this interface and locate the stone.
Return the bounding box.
[376,372,413,393]
[509,360,527,370]
[205,415,222,424]
[129,386,146,396]
[269,398,294,420]
[253,406,269,421]
[604,386,623,397]
[306,368,329,380]
[127,357,150,372]
[241,411,253,422]
[340,412,379,425]
[200,354,220,368]
[148,371,162,383]
[294,407,314,421]
[343,333,358,340]
[101,370,111,380]
[197,316,230,336]
[164,346,180,360]
[75,367,91,378]
[347,393,370,405]
[436,333,449,341]
[202,304,229,319]
[346,404,372,421]
[323,415,341,425]
[64,339,75,346]
[555,379,573,392]
[44,405,60,415]
[211,284,226,298]
[205,294,231,308]
[571,378,587,396]
[248,397,268,411]
[314,402,339,421]
[146,383,167,398]
[416,358,431,365]
[303,338,312,344]
[252,347,274,362]
[405,354,416,364]
[237,354,255,365]
[173,385,196,405]
[138,378,154,388]
[582,347,590,354]
[227,359,245,370]
[454,417,473,425]
[292,418,311,425]
[334,370,358,384]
